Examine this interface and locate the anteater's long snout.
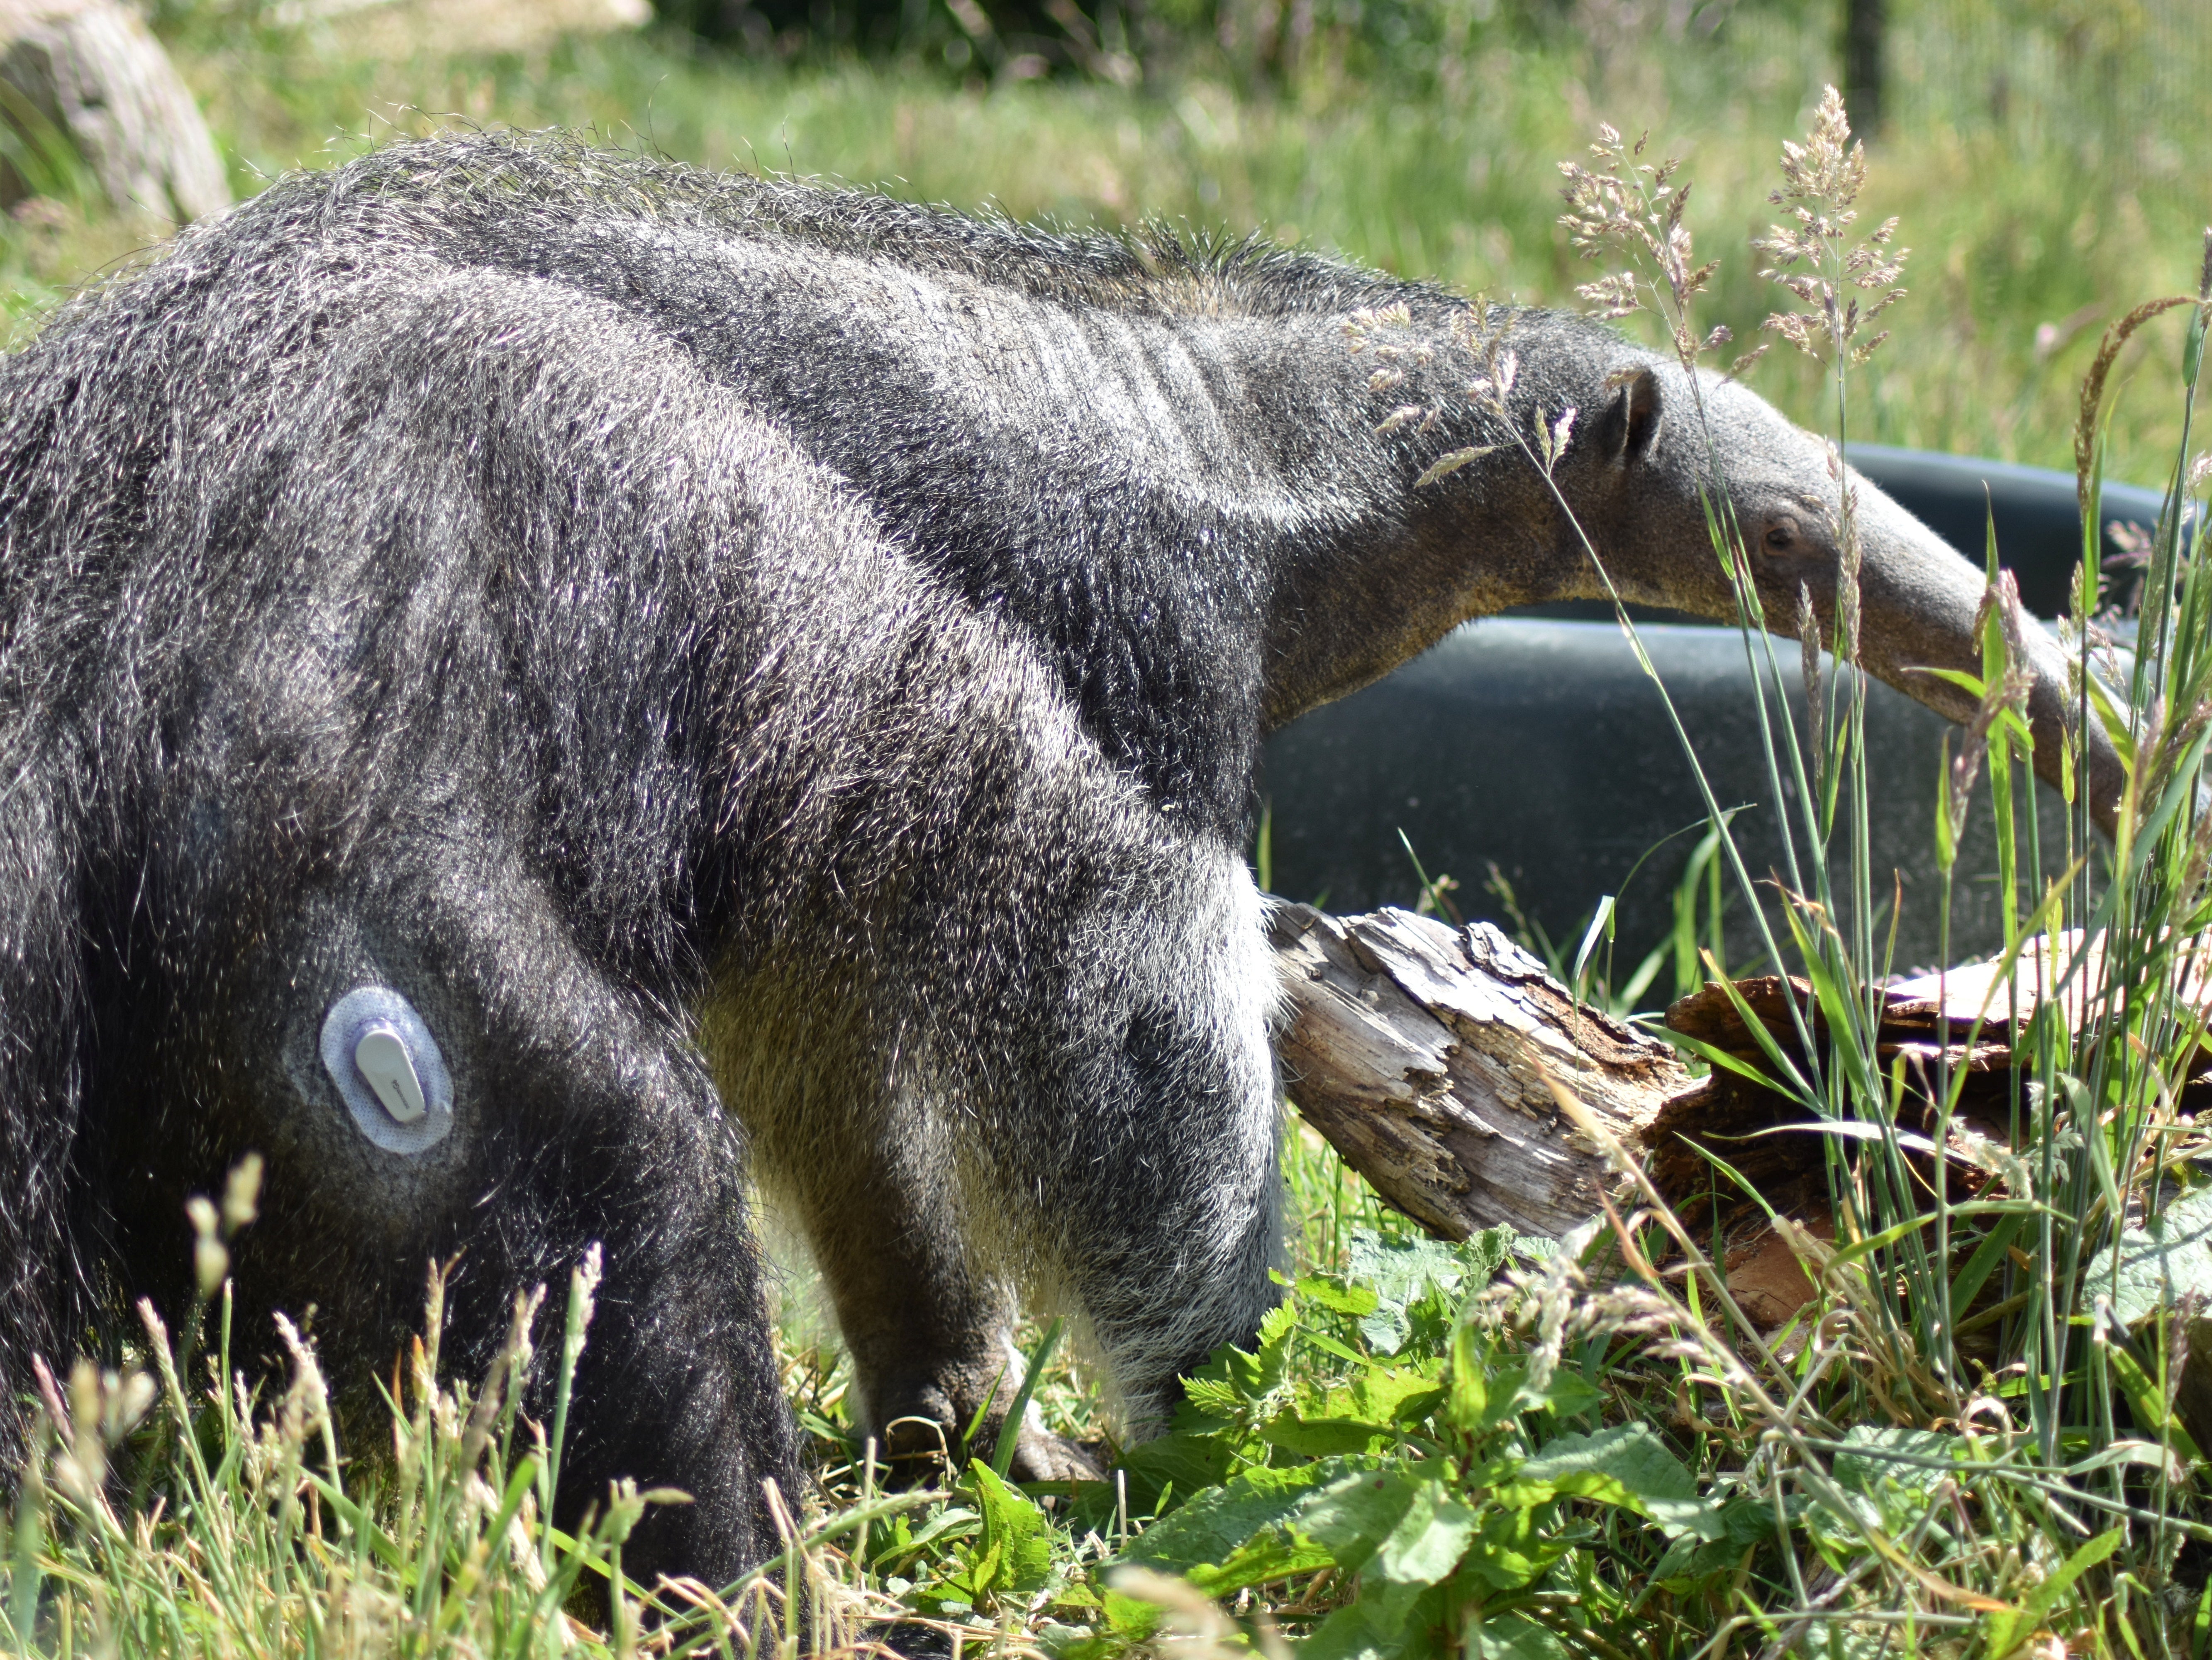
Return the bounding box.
[1849,479,2127,840]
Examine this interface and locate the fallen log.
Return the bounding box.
[1274,907,2212,1348]
[1266,903,2041,1332]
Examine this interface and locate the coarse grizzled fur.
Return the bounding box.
[0,132,2117,1584]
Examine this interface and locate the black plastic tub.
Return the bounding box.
[1257,449,2185,975]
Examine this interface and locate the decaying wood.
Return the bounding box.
[1268,902,1691,1242]
[0,0,229,223]
[1647,972,2023,1217]
[1265,903,2060,1333]
[1272,907,2212,1339]
[1273,902,2212,1381]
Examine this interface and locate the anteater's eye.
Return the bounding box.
[1764,518,1799,552]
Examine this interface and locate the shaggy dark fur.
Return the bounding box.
[0,133,2114,1583]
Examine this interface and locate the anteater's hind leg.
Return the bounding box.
[120,847,804,1590]
[725,834,1283,1478]
[800,1118,1097,1481]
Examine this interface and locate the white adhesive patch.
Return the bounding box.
[320,986,454,1154]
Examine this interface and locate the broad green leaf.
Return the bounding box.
[1181,1532,1336,1599]
[1123,1456,1367,1593]
[1518,1424,1720,1539]
[1350,1368,1449,1426]
[1531,1368,1603,1421]
[1460,1501,1566,1591]
[1303,1328,1388,1370]
[963,1461,1054,1597]
[1299,1275,1382,1317]
[1180,1298,1299,1411]
[1650,1498,1774,1585]
[1349,1232,1472,1354]
[1298,1469,1428,1579]
[1304,1478,1478,1644]
[1260,1414,1398,1457]
[1097,1586,1165,1639]
[1253,1299,1300,1374]
[1370,1479,1478,1589]
[1831,1426,1962,1504]
[1113,1430,1236,1514]
[1452,1359,1602,1433]
[1301,1579,1453,1660]
[1181,1377,1246,1420]
[1468,1616,1568,1660]
[1448,1313,1490,1429]
[1460,1226,1521,1280]
[2083,1183,2212,1326]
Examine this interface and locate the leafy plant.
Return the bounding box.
[1103,1231,1724,1658]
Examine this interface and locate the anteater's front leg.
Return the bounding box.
[730,835,1283,1474]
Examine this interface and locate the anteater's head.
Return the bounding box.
[1536,355,2127,837]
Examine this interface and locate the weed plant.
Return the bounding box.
[6,47,2212,1660]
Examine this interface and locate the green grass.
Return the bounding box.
[6,12,2212,1658]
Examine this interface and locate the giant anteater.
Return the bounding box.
[0,132,2117,1582]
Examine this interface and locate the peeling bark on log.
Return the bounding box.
[1268,902,1692,1242]
[0,0,229,224]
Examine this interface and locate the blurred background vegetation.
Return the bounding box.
[2,0,2205,474]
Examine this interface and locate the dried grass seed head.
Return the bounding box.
[1557,123,1722,372]
[222,1152,262,1235]
[1354,302,1517,451]
[1945,571,2039,842]
[1756,85,1909,366]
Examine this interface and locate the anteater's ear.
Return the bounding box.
[1597,366,1663,466]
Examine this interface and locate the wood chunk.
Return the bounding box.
[1663,976,1810,1048]
[1268,903,1687,1241]
[1724,1212,1832,1330]
[1268,904,2066,1266]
